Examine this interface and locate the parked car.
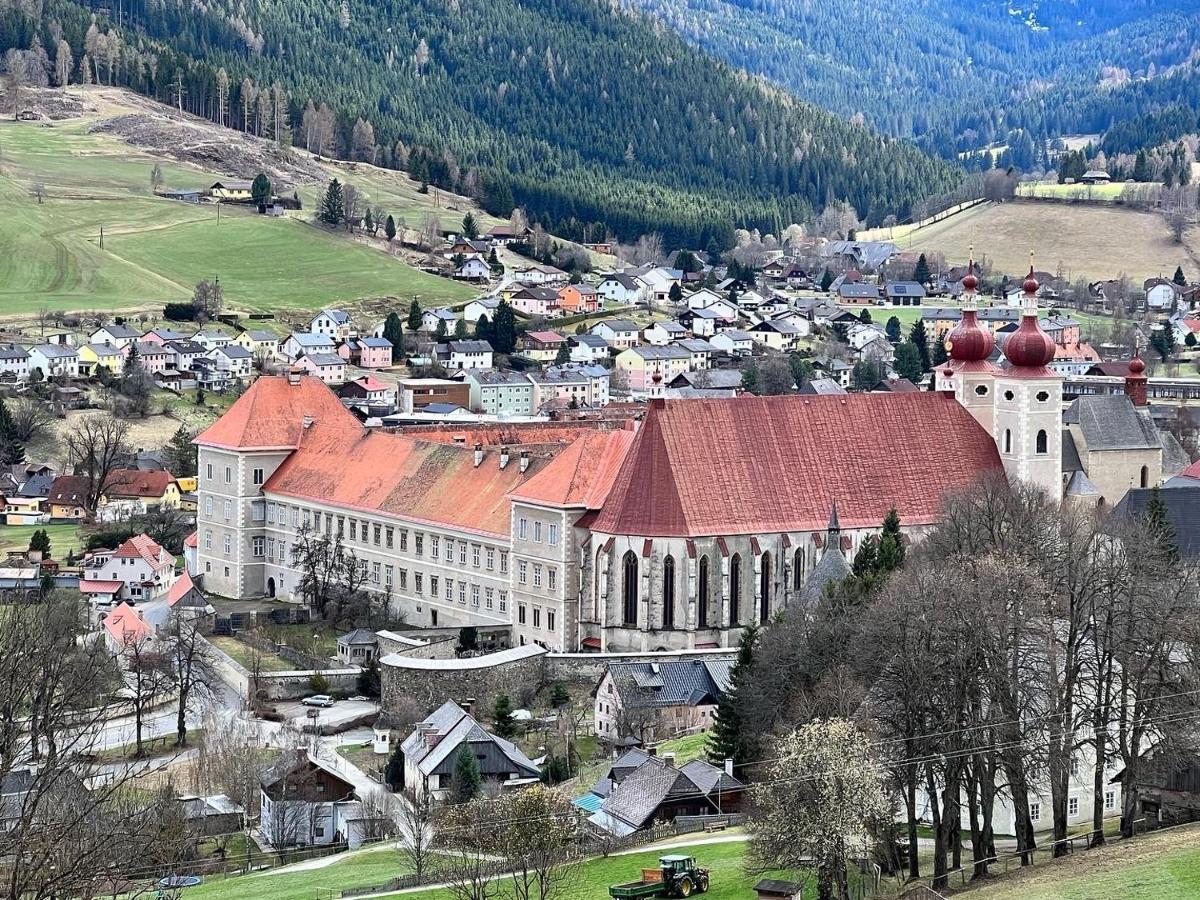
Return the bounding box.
[301,695,336,708]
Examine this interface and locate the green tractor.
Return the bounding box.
[609,855,711,899]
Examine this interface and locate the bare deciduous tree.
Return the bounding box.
[64,414,131,511]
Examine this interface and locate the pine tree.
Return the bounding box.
[434,318,447,340]
[931,338,949,366]
[453,318,468,339]
[384,743,404,788]
[668,283,683,306]
[319,179,345,225]
[553,343,571,364]
[1145,485,1178,563]
[885,316,902,344]
[912,253,931,285]
[407,298,423,331]
[124,341,141,375]
[1173,266,1187,287]
[893,341,924,383]
[493,694,517,738]
[476,315,493,342]
[491,300,518,354]
[382,312,404,362]
[851,536,878,578]
[251,173,272,206]
[877,507,905,571]
[163,425,198,478]
[461,212,479,239]
[1133,149,1151,183]
[859,309,872,325]
[385,214,397,243]
[451,745,482,803]
[908,319,931,371]
[740,362,760,395]
[488,248,503,275]
[28,528,51,559]
[820,267,834,291]
[708,625,757,768]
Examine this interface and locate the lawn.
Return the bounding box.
[207,635,295,672]
[898,199,1197,284]
[0,523,85,558]
[957,823,1200,900]
[92,729,205,763]
[0,116,475,316]
[182,836,822,900]
[655,732,711,766]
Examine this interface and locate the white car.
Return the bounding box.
[301,695,335,708]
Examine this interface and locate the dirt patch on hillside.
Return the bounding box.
[90,107,327,189]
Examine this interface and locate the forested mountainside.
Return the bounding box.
[623,0,1200,161]
[0,0,961,249]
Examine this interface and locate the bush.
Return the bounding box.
[357,657,381,698]
[163,302,199,322]
[309,673,330,694]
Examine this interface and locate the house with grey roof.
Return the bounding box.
[401,700,540,800]
[89,322,140,349]
[28,344,78,379]
[582,750,744,836]
[595,657,734,744]
[281,331,335,361]
[883,281,927,306]
[569,333,611,363]
[1112,486,1200,559]
[310,308,355,340]
[466,368,535,415]
[0,345,30,382]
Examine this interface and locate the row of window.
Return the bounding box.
[517,516,559,546]
[204,462,267,486]
[1029,792,1115,824]
[516,603,556,633]
[516,560,558,592]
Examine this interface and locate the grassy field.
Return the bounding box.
[184,836,821,900]
[0,523,84,558]
[655,732,711,766]
[896,200,1198,284]
[0,111,475,316]
[1016,180,1134,201]
[207,635,295,672]
[958,824,1200,899]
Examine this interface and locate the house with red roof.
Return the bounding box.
[82,533,177,604]
[102,601,154,652]
[97,469,181,523]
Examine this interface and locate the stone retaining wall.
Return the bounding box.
[380,645,547,713]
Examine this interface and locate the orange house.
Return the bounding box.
[557,284,601,315]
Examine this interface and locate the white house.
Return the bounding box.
[295,352,347,385]
[748,319,801,352]
[193,329,232,351]
[422,308,459,333]
[463,296,502,324]
[847,323,890,352]
[710,330,755,357]
[81,534,177,605]
[281,332,336,361]
[309,309,355,341]
[569,334,611,363]
[259,751,367,849]
[455,257,492,281]
[676,338,717,370]
[1145,279,1188,311]
[208,345,254,380]
[513,264,566,285]
[597,273,644,306]
[591,319,641,350]
[89,323,140,349]
[444,340,494,370]
[28,344,79,379]
[686,290,740,321]
[0,346,30,382]
[643,321,688,346]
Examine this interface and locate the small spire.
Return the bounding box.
[827,501,840,533]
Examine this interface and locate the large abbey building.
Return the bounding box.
[194,272,1171,651]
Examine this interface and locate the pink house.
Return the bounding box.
[339,337,393,369]
[132,341,171,375]
[509,287,562,318]
[140,328,190,346]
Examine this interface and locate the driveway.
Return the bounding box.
[277,699,381,732]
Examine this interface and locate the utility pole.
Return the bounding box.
[99,225,104,250]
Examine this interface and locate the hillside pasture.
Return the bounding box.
[900,200,1198,284]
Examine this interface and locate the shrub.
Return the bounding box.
[309,673,330,694]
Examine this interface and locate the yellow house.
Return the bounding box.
[209,180,254,201]
[98,470,182,517]
[175,476,198,494]
[47,475,90,521]
[78,343,125,377]
[234,329,279,359]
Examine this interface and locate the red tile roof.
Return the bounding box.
[47,475,90,506]
[114,533,171,568]
[195,375,360,451]
[400,421,624,447]
[264,424,566,537]
[184,531,198,548]
[589,394,1003,537]
[102,469,176,499]
[1181,459,1200,480]
[509,430,635,509]
[168,570,196,606]
[80,580,124,594]
[104,602,152,646]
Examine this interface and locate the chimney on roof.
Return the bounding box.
[287,368,302,386]
[499,446,511,469]
[519,450,530,473]
[473,442,484,467]
[662,752,676,767]
[647,746,657,757]
[724,758,734,777]
[302,415,314,429]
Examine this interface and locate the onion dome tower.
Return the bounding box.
[993,256,1063,502]
[937,251,1000,435]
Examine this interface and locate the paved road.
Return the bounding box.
[276,699,381,732]
[77,679,242,752]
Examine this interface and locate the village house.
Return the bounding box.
[164,339,207,373]
[98,469,181,521]
[259,751,366,849]
[629,266,682,307]
[101,601,154,652]
[466,369,535,415]
[883,281,926,306]
[557,283,602,315]
[208,345,255,380]
[0,346,29,382]
[709,330,755,357]
[338,375,397,414]
[509,286,561,318]
[234,329,280,360]
[521,331,568,363]
[583,749,744,836]
[336,629,378,665]
[748,319,802,352]
[569,333,611,363]
[594,657,734,743]
[28,344,79,380]
[45,474,88,521]
[82,534,177,604]
[597,273,644,306]
[131,341,171,375]
[444,237,491,260]
[643,321,688,346]
[675,338,717,370]
[77,344,124,378]
[209,180,253,201]
[193,329,233,351]
[422,308,459,333]
[677,307,727,338]
[140,327,189,346]
[295,352,347,385]
[462,296,502,324]
[615,345,692,398]
[592,319,641,351]
[401,701,540,801]
[455,257,492,281]
[89,323,140,349]
[339,336,393,369]
[837,283,881,305]
[281,332,336,361]
[1144,278,1196,311]
[485,223,531,246]
[398,378,472,413]
[514,264,567,285]
[442,340,494,370]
